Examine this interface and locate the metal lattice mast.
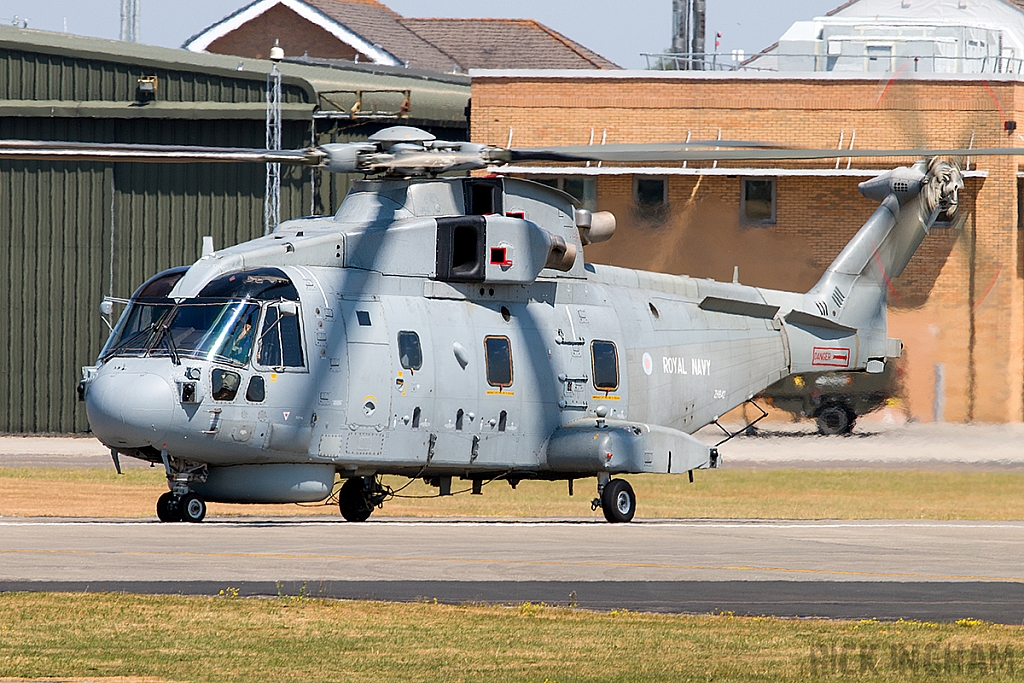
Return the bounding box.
[264,42,283,235]
[119,0,140,42]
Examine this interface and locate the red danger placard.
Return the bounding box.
[812,347,851,368]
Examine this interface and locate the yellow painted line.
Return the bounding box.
[2,548,1021,583]
[591,395,621,400]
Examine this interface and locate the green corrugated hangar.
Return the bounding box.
[0,24,469,433]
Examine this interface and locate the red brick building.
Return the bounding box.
[472,70,1024,423]
[184,0,617,72]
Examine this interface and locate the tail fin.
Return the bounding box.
[785,159,963,373]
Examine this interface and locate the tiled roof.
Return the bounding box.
[303,0,458,71]
[399,18,619,70]
[186,0,617,72]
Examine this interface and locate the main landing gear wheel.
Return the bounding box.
[179,493,207,523]
[601,478,636,524]
[816,403,854,435]
[339,477,373,522]
[156,491,180,523]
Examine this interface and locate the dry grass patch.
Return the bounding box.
[2,467,1024,520]
[0,593,1022,682]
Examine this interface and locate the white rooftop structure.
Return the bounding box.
[746,0,1024,73]
[675,0,1024,73]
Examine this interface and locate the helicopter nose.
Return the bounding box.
[86,371,175,448]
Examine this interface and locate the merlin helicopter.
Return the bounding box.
[3,128,970,523]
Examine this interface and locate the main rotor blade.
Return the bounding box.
[0,140,320,165]
[502,145,1024,164]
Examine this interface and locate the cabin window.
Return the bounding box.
[742,178,776,224]
[398,331,423,370]
[591,340,619,391]
[484,336,513,388]
[257,303,304,368]
[211,369,241,401]
[245,375,266,402]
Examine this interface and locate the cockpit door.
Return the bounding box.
[340,300,392,430]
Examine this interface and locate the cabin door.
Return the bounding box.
[341,300,392,431]
[555,304,591,415]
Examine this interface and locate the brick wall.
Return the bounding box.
[205,3,361,61]
[473,73,1024,422]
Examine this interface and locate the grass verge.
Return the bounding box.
[1,467,1024,520]
[0,593,1021,682]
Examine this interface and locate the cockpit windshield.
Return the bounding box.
[100,267,302,367]
[164,302,260,365]
[103,301,261,366]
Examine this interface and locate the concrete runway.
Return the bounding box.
[2,518,1022,623]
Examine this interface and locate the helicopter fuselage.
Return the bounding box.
[81,160,957,521]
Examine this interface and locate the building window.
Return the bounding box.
[634,177,667,220]
[528,176,596,210]
[591,340,619,392]
[867,45,892,72]
[484,336,513,388]
[742,178,776,224]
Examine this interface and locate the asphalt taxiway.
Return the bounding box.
[2,518,1022,623]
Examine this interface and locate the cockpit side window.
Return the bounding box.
[280,311,303,367]
[222,306,260,365]
[258,306,281,367]
[257,303,304,368]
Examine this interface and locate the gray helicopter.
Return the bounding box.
[4,127,966,523]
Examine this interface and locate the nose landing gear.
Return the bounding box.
[155,491,207,523]
[156,450,209,523]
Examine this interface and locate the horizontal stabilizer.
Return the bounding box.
[699,296,779,319]
[785,309,857,334]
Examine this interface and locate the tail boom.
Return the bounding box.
[769,159,963,376]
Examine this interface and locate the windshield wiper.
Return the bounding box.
[104,322,160,358]
[156,324,182,366]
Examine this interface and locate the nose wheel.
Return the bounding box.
[155,491,207,523]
